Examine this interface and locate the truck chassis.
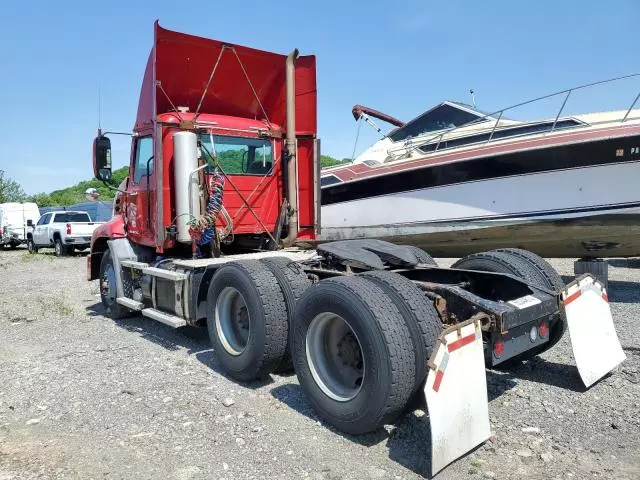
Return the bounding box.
[93,236,618,475]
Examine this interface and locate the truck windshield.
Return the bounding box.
[199,134,273,175]
[53,212,91,223]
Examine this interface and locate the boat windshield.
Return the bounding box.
[389,103,486,142]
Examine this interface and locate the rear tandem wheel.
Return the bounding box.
[452,249,566,363]
[260,256,312,373]
[292,276,416,435]
[206,261,289,381]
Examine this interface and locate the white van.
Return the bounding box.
[0,202,40,249]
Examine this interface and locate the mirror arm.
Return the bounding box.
[102,131,137,137]
[101,178,127,194]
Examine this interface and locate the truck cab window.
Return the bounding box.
[199,134,273,175]
[133,136,154,185]
[37,214,50,225]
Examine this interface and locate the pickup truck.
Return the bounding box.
[27,211,102,256]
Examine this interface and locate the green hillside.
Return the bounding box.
[30,167,129,207]
[29,154,348,207]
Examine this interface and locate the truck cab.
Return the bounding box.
[87,22,319,280]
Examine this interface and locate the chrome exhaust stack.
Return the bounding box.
[282,48,299,247]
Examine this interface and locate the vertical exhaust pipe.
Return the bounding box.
[282,48,299,247]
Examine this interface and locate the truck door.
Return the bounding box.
[125,135,155,246]
[33,213,51,245]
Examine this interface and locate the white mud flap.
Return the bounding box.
[425,318,491,476]
[563,274,626,388]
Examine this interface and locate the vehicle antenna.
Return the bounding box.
[98,87,101,131]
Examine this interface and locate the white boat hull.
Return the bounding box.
[320,161,640,258]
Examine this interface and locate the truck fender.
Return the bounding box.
[105,238,139,298]
[88,217,127,281]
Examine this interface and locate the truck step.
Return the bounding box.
[121,260,149,269]
[141,308,187,328]
[116,297,144,311]
[142,267,188,281]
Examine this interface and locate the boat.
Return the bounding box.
[319,75,640,258]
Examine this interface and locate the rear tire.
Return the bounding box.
[99,249,129,319]
[359,270,442,396]
[452,250,566,362]
[491,248,566,351]
[206,261,288,381]
[404,246,437,266]
[260,257,312,373]
[292,276,415,435]
[452,250,545,286]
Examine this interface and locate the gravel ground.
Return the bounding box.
[0,249,639,480]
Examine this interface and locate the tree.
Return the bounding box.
[320,155,348,169]
[0,170,26,203]
[28,192,54,207]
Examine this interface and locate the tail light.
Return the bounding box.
[66,223,72,235]
[0,227,3,236]
[493,338,504,358]
[538,320,549,339]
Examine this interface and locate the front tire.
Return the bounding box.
[292,276,415,435]
[27,238,38,254]
[99,249,128,319]
[206,261,289,381]
[54,238,65,257]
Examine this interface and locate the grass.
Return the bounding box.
[21,252,56,262]
[37,295,74,317]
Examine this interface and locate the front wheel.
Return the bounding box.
[27,238,38,254]
[54,238,65,257]
[99,249,128,319]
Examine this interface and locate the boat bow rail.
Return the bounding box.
[385,73,640,160]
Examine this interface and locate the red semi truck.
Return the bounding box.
[87,23,625,474]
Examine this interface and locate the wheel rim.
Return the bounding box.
[101,263,117,306]
[306,313,365,402]
[28,241,33,253]
[55,242,61,256]
[215,287,251,356]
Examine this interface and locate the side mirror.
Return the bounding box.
[85,188,100,202]
[93,135,112,181]
[27,219,33,227]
